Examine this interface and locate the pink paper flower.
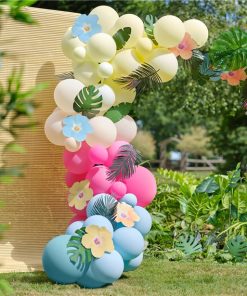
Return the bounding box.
[170,33,197,60]
[221,68,247,86]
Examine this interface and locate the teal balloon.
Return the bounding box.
[124,252,143,272]
[42,235,84,284]
[90,251,124,283]
[84,215,113,234]
[86,194,117,218]
[66,221,84,235]
[120,194,137,207]
[77,265,107,288]
[113,227,144,260]
[133,206,152,236]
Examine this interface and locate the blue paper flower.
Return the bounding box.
[62,114,93,142]
[72,14,102,43]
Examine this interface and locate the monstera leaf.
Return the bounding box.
[113,27,131,50]
[73,85,102,117]
[209,28,247,71]
[144,15,158,45]
[104,103,132,123]
[226,235,247,262]
[175,234,202,255]
[196,176,219,194]
[67,227,92,271]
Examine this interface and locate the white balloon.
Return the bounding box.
[73,61,100,86]
[64,137,81,152]
[98,84,115,112]
[184,19,208,48]
[97,62,113,78]
[86,116,117,148]
[115,115,137,143]
[62,28,85,60]
[54,79,84,114]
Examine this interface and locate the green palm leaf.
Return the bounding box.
[104,102,132,123]
[175,233,202,255]
[144,15,158,45]
[226,235,247,262]
[56,71,74,80]
[73,85,103,118]
[113,27,131,50]
[209,28,247,71]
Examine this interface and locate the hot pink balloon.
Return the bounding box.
[68,210,87,226]
[63,142,93,174]
[86,165,112,195]
[89,145,109,165]
[124,166,157,207]
[70,203,90,216]
[110,181,127,200]
[105,140,128,167]
[65,171,86,187]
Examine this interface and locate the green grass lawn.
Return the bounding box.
[1,258,247,296]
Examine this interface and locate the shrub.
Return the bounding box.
[132,130,156,160]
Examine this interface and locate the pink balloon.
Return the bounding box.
[65,171,86,187]
[105,140,128,167]
[124,166,157,207]
[86,165,112,195]
[89,145,109,165]
[68,211,87,226]
[70,203,89,216]
[109,181,127,200]
[63,142,93,174]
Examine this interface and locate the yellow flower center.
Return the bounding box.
[83,23,91,33]
[73,124,81,132]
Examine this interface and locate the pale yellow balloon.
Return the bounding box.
[87,33,116,62]
[184,19,208,48]
[154,15,185,48]
[111,14,144,48]
[135,37,153,61]
[97,62,113,78]
[89,5,119,33]
[112,49,141,76]
[73,61,100,86]
[86,116,117,148]
[97,84,115,112]
[148,49,178,82]
[64,137,81,152]
[62,28,86,61]
[115,115,137,143]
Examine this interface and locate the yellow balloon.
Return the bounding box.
[97,62,113,78]
[115,115,137,143]
[62,28,86,61]
[73,61,100,86]
[90,5,119,33]
[135,37,153,61]
[184,19,208,48]
[148,49,178,82]
[112,49,141,76]
[154,15,185,48]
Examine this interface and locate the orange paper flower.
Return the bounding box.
[170,33,197,60]
[68,180,93,210]
[115,202,140,227]
[221,68,247,86]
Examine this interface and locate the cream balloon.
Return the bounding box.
[148,49,178,82]
[73,61,100,86]
[135,37,153,61]
[184,19,208,48]
[86,116,117,148]
[111,14,144,48]
[115,115,137,143]
[89,5,119,33]
[62,28,86,61]
[73,46,86,62]
[154,15,185,48]
[44,109,66,146]
[97,84,115,112]
[112,49,141,76]
[97,62,113,78]
[87,33,116,62]
[54,79,84,114]
[64,137,81,152]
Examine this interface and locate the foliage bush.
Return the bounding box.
[132,130,156,160]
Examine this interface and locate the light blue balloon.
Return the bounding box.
[120,194,137,207]
[133,206,152,236]
[66,221,84,235]
[77,265,107,288]
[124,252,144,272]
[113,227,144,261]
[84,215,113,234]
[42,235,84,284]
[90,251,124,283]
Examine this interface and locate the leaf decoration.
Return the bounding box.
[199,54,222,81]
[113,27,131,50]
[144,15,158,45]
[104,103,132,123]
[67,227,92,272]
[209,28,247,71]
[195,176,219,194]
[114,63,162,94]
[175,233,202,256]
[226,235,247,262]
[73,85,103,118]
[56,71,74,80]
[107,144,142,181]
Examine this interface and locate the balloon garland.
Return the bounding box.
[42,5,210,288]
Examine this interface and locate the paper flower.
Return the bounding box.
[170,33,197,60]
[115,202,140,227]
[221,68,247,86]
[63,114,93,142]
[72,14,101,43]
[68,180,93,210]
[81,225,114,258]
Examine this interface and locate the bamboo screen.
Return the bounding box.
[0,7,80,272]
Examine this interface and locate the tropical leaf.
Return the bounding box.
[225,163,241,193]
[107,144,142,181]
[113,27,131,50]
[67,227,92,272]
[195,176,219,194]
[114,63,162,94]
[144,15,158,45]
[175,233,202,255]
[104,102,132,123]
[199,54,222,81]
[209,28,247,71]
[225,235,247,262]
[56,71,74,80]
[73,85,102,118]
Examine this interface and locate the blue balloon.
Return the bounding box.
[133,206,152,236]
[120,194,137,207]
[84,215,113,234]
[66,221,84,235]
[124,252,144,272]
[113,227,144,261]
[42,235,84,284]
[90,251,124,283]
[77,265,107,288]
